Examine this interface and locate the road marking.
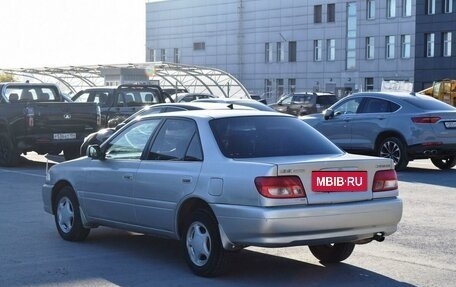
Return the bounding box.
[0,169,46,178]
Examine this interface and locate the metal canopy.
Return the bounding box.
[0,62,250,98]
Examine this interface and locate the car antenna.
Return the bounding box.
[227,103,234,109]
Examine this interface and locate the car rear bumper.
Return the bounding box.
[212,197,402,248]
[408,143,456,159]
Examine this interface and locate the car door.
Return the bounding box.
[349,97,396,151]
[314,97,363,149]
[133,118,203,233]
[80,119,162,224]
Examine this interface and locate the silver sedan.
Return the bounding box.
[42,110,402,277]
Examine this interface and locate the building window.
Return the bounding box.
[277,42,284,62]
[426,33,435,57]
[276,79,284,99]
[386,36,395,59]
[427,0,436,15]
[387,0,396,18]
[193,42,205,50]
[265,43,273,63]
[314,5,322,23]
[173,48,180,63]
[366,37,375,59]
[314,40,322,61]
[443,32,452,57]
[327,3,335,22]
[365,77,374,91]
[327,39,336,61]
[402,0,412,16]
[264,79,272,96]
[288,78,296,93]
[401,35,411,58]
[444,0,453,13]
[288,41,297,62]
[367,0,375,19]
[346,2,357,70]
[160,49,166,61]
[149,49,156,61]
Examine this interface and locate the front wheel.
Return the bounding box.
[431,156,456,170]
[53,186,90,241]
[309,242,355,263]
[377,137,409,171]
[182,209,227,277]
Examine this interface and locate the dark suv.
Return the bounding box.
[269,92,338,116]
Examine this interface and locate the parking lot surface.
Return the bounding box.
[0,153,455,287]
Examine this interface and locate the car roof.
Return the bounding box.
[138,108,287,121]
[145,102,254,110]
[349,91,422,100]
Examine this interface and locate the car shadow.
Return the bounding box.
[33,228,415,287]
[398,166,456,188]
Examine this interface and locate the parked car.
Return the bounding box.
[300,92,456,170]
[269,92,338,116]
[71,84,172,127]
[172,92,215,102]
[193,98,276,111]
[43,110,402,277]
[79,102,256,156]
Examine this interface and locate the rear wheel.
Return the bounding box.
[182,209,227,277]
[431,156,456,170]
[309,243,355,263]
[54,186,90,241]
[0,132,20,167]
[377,137,408,171]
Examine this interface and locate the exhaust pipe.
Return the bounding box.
[373,232,385,242]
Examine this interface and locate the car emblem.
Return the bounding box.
[63,114,71,120]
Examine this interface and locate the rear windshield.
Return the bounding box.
[5,86,61,102]
[403,95,456,111]
[210,116,342,158]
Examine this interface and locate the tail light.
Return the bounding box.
[255,176,306,198]
[372,170,398,192]
[412,116,440,124]
[25,106,35,128]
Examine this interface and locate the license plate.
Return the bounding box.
[312,171,368,192]
[444,121,456,129]
[53,133,76,140]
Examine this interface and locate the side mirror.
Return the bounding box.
[323,109,334,120]
[87,145,105,160]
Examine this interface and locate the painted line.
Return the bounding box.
[0,169,46,178]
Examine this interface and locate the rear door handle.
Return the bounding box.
[182,177,192,183]
[123,174,133,180]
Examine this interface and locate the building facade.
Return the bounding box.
[146,0,455,101]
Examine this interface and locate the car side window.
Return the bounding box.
[105,119,161,160]
[147,118,200,161]
[333,98,363,116]
[360,98,392,113]
[281,95,292,104]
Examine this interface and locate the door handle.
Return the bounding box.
[123,174,133,180]
[182,177,192,183]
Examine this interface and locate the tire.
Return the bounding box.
[0,132,20,167]
[182,209,227,277]
[377,137,409,171]
[431,156,456,170]
[63,146,80,161]
[309,242,355,263]
[53,186,90,241]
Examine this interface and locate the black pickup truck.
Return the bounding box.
[0,82,100,166]
[71,84,172,128]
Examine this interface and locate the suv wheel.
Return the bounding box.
[0,132,20,167]
[377,137,408,171]
[431,156,456,170]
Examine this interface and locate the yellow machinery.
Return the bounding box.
[419,79,456,107]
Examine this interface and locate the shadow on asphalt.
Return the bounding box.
[27,228,414,287]
[398,166,456,188]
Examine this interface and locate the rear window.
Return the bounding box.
[210,116,342,158]
[6,86,60,102]
[403,95,456,111]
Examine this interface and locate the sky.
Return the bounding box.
[0,0,147,69]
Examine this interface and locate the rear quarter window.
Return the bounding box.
[210,116,342,158]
